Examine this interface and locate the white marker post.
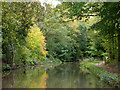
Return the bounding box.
[105,56,108,65]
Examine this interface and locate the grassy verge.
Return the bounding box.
[80,60,120,88]
[91,60,102,63]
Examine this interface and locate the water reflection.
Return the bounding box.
[2,66,47,88]
[2,62,110,88]
[46,62,97,88]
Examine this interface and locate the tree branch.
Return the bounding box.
[60,14,98,23]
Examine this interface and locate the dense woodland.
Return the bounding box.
[2,2,120,68]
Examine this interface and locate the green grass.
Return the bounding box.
[80,60,120,87]
[92,61,102,63]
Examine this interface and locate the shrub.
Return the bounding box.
[26,24,48,63]
[2,65,12,71]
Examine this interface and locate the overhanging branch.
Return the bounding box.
[60,14,98,23]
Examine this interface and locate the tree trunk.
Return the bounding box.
[11,40,15,67]
[115,18,120,68]
[118,33,120,68]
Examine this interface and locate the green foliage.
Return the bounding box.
[41,57,62,65]
[85,57,101,62]
[38,9,88,61]
[14,45,31,66]
[90,3,119,63]
[58,2,119,64]
[14,24,47,66]
[2,65,12,71]
[84,17,105,57]
[80,60,120,87]
[2,2,119,69]
[45,23,74,61]
[26,24,47,62]
[2,2,46,66]
[92,61,102,63]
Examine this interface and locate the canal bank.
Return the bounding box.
[80,60,120,88]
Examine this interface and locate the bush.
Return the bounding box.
[2,65,12,71]
[86,57,101,62]
[13,24,48,66]
[26,24,48,63]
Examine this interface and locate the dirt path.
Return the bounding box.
[92,61,120,74]
[92,61,104,67]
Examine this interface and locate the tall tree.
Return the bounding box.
[2,2,45,66]
[57,2,120,65]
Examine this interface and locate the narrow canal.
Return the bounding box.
[2,62,111,88]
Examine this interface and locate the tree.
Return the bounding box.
[90,2,119,65]
[37,5,88,61]
[2,2,45,66]
[57,2,120,65]
[26,24,47,63]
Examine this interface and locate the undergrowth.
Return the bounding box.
[80,60,120,88]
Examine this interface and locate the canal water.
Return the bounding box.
[2,62,110,88]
